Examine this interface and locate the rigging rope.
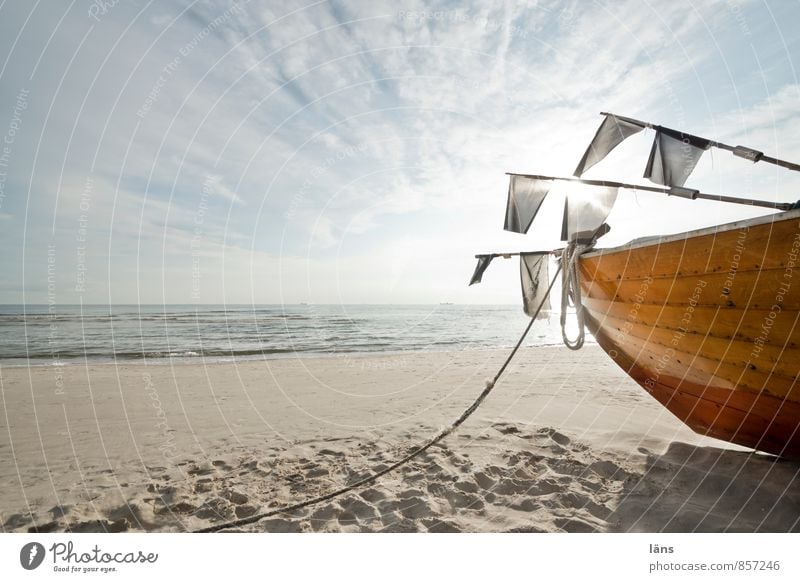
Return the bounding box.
[560,241,587,350]
[193,262,563,533]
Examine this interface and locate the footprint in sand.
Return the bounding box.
[345,470,373,485]
[510,465,536,481]
[510,498,540,512]
[56,519,129,533]
[194,498,235,521]
[239,459,272,477]
[453,481,480,493]
[306,466,329,479]
[48,505,71,520]
[3,513,33,530]
[473,471,496,490]
[379,519,418,533]
[422,518,461,533]
[337,510,358,526]
[548,458,591,478]
[555,517,600,533]
[146,483,176,496]
[309,503,339,527]
[27,521,60,533]
[221,489,249,505]
[401,469,425,483]
[493,422,522,435]
[339,496,378,522]
[492,477,527,497]
[397,488,426,499]
[359,488,385,503]
[398,498,431,520]
[194,481,214,494]
[506,451,545,466]
[378,495,431,521]
[235,505,257,518]
[537,427,571,447]
[260,518,308,533]
[106,503,154,531]
[528,478,561,496]
[378,508,402,526]
[444,490,484,511]
[187,462,216,477]
[155,501,197,516]
[426,482,448,497]
[505,525,550,533]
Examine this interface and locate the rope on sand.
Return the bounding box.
[194,261,563,533]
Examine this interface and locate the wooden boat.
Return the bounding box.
[474,113,800,458]
[578,210,800,458]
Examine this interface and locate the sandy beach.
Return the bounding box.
[1,345,798,533]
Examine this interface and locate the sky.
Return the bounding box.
[0,0,798,305]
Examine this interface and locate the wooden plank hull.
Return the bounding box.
[579,210,800,457]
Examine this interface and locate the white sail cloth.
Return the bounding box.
[575,113,713,188]
[504,175,550,234]
[574,114,644,177]
[520,253,551,319]
[644,129,711,187]
[561,185,618,241]
[469,255,494,286]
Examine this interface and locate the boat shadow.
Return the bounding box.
[608,441,800,532]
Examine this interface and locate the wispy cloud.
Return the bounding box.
[0,0,798,303]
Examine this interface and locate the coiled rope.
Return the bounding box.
[193,262,563,533]
[560,241,587,351]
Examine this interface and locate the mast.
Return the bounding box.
[506,173,797,211]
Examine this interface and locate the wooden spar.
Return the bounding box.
[601,111,800,174]
[505,172,797,211]
[474,250,552,259]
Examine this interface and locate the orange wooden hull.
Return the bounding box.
[579,210,800,457]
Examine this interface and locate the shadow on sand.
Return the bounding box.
[609,441,800,532]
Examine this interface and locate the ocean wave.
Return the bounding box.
[0,306,580,364]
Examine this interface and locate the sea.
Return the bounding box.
[0,304,589,366]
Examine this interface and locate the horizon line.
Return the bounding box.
[0,302,524,307]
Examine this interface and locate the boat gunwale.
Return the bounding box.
[581,207,800,258]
